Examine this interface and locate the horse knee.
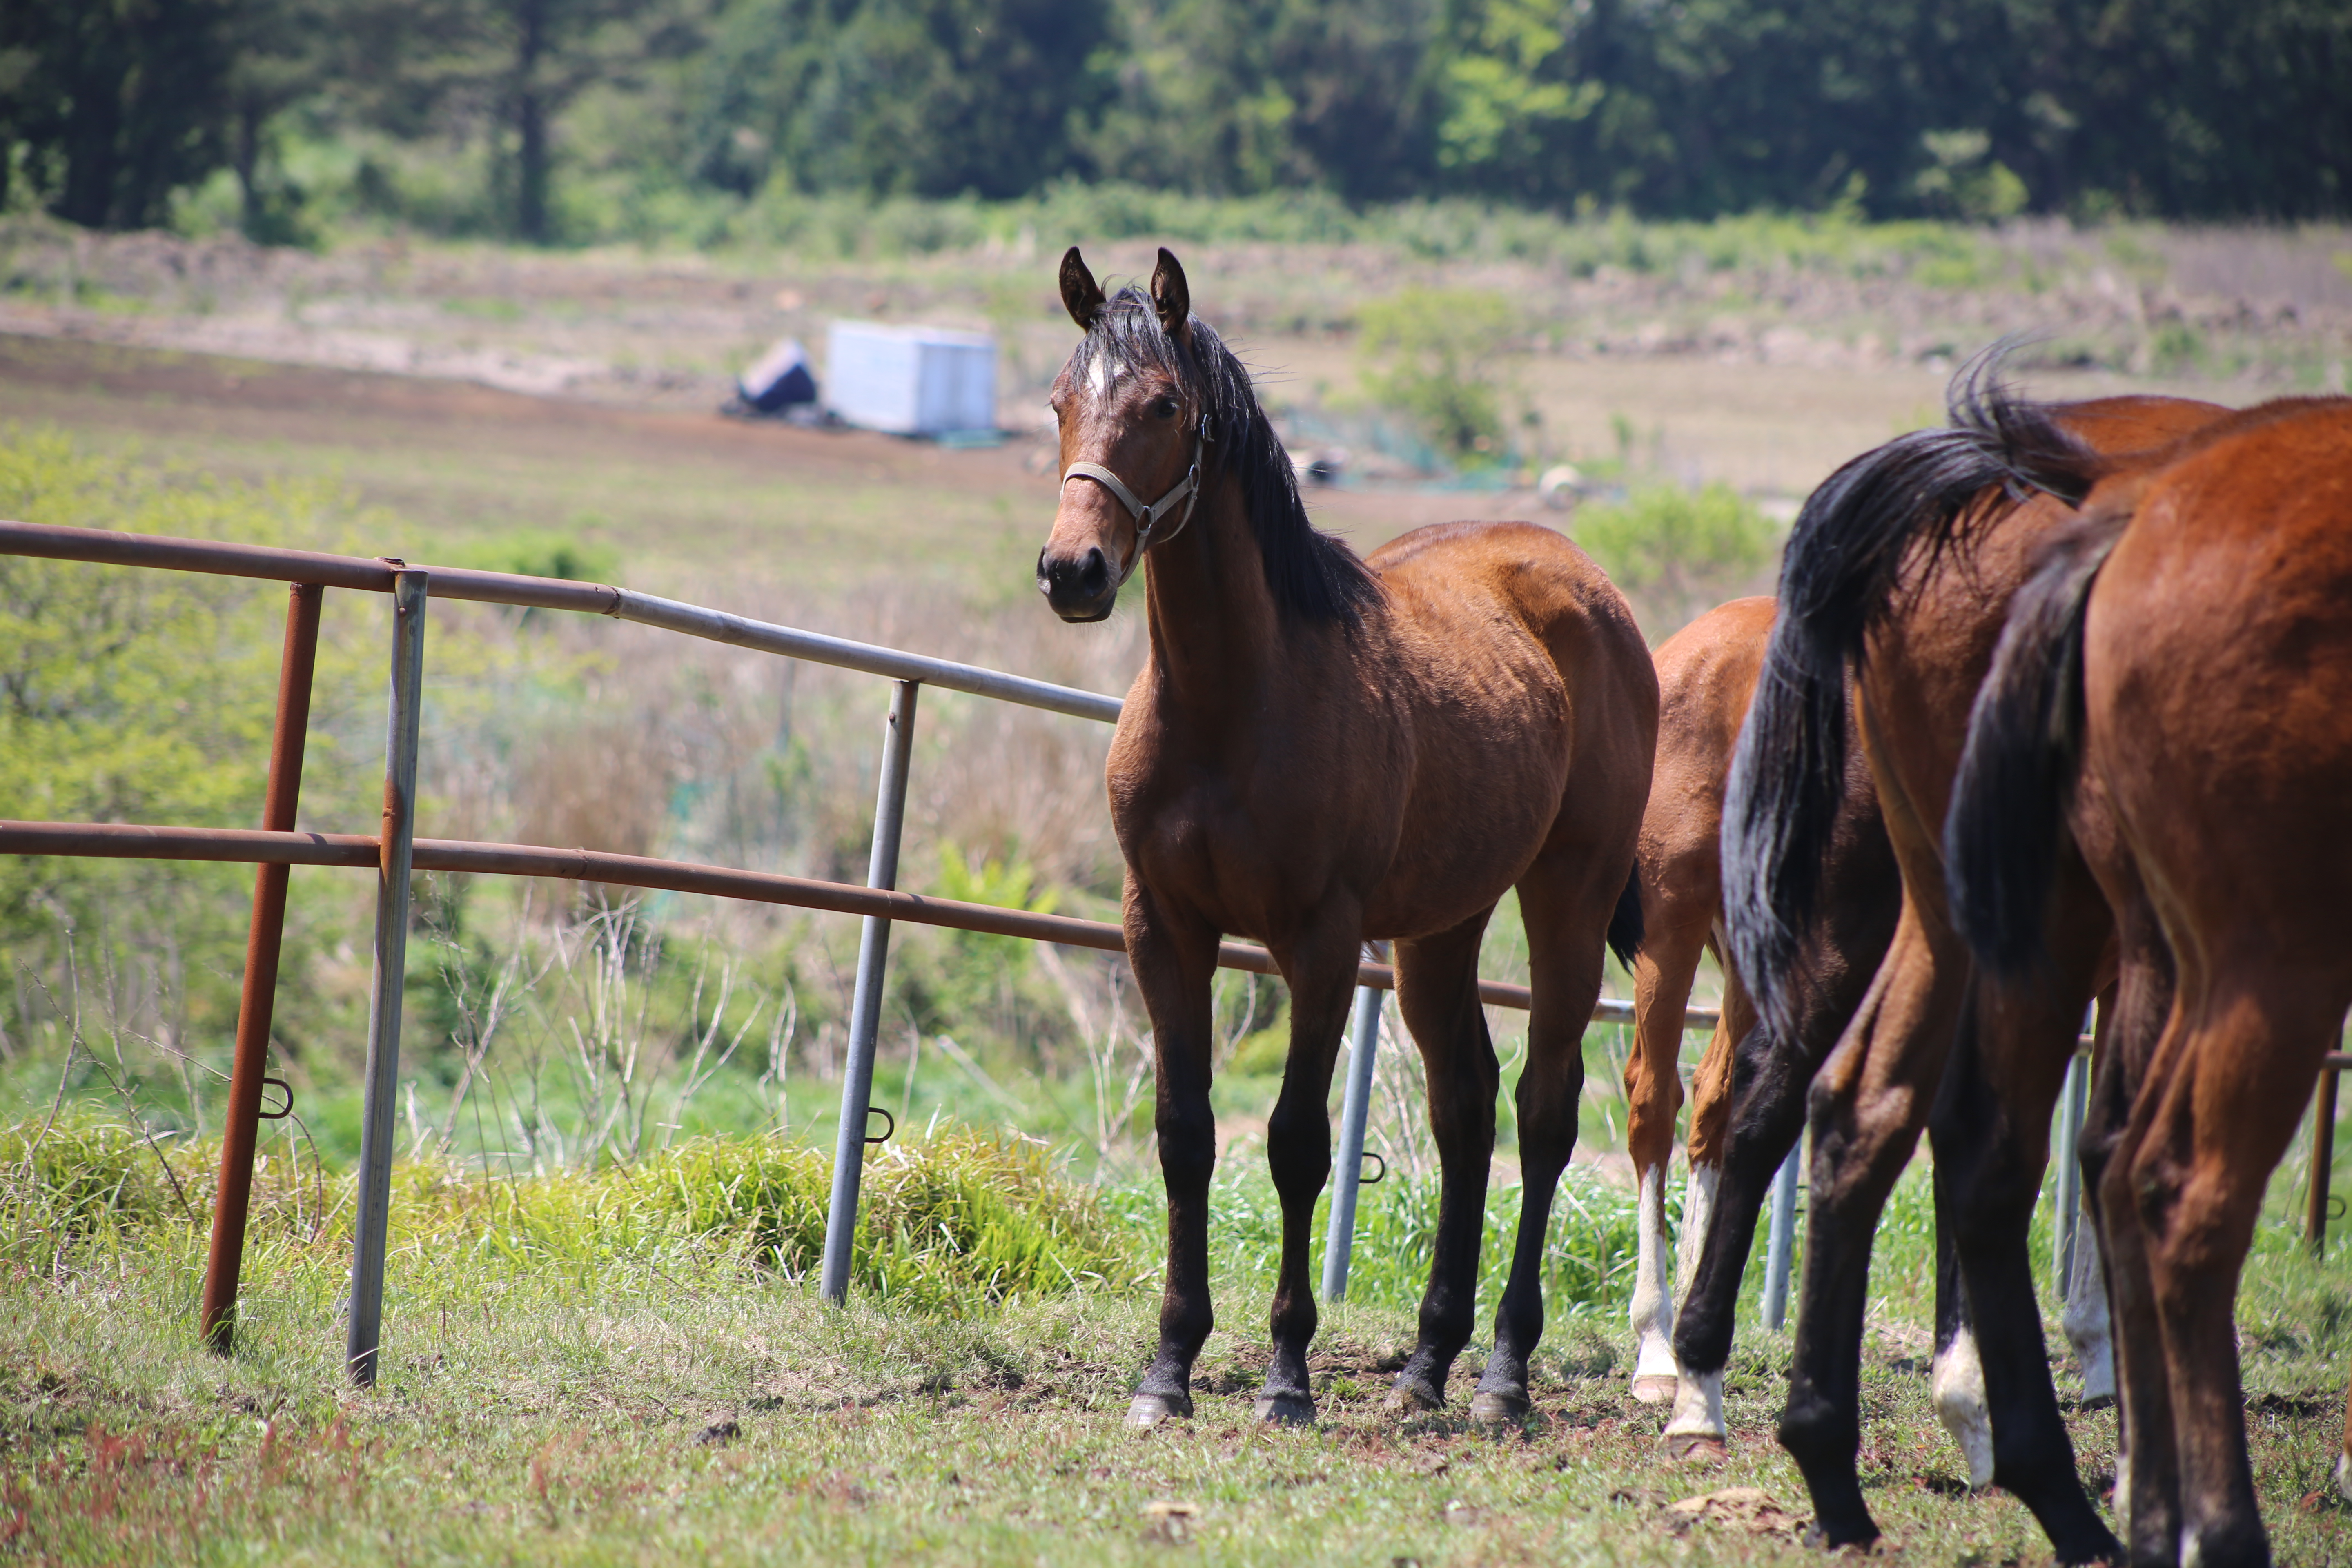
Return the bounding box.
[1156,1102,1216,1189]
[1263,1109,1330,1201]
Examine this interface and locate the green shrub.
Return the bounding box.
[0,1116,1143,1314]
[1354,287,1522,464]
[1571,482,1782,635]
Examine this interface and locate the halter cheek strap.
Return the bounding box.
[1061,419,1209,578]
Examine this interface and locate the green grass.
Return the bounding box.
[7,1114,2352,1564]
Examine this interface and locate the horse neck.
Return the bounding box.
[1139,473,1285,720]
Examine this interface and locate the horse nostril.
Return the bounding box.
[1080,547,1108,594]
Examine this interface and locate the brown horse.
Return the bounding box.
[1037,247,1657,1427]
[1949,395,2352,1566]
[1623,599,1773,1402]
[1721,370,2225,1557]
[1625,597,1909,1458]
[1633,598,2027,1477]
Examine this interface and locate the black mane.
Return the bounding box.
[1073,286,1382,627]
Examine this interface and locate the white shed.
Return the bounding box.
[824,321,998,437]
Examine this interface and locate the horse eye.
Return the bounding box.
[1152,395,1180,419]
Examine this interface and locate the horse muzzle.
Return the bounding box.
[1036,544,1119,622]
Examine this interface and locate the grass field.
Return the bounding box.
[5,216,2352,1563]
[4,1120,2352,1566]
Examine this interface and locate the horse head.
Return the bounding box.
[1036,246,1205,622]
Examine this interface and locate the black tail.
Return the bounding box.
[1944,508,2127,976]
[1721,350,2100,1033]
[1606,862,1644,970]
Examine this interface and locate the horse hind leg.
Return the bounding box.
[1466,851,1617,1429]
[2136,969,2345,1568]
[1928,1181,1995,1490]
[1624,906,1710,1404]
[1383,909,1501,1415]
[1927,975,2122,1566]
[1777,907,1961,1550]
[1657,957,1751,1455]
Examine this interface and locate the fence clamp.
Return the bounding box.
[1359,1150,1386,1186]
[864,1106,895,1147]
[257,1076,296,1121]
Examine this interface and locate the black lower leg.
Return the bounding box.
[1258,1067,1334,1422]
[1675,1021,1809,1375]
[1931,1058,2121,1565]
[1135,1087,1216,1417]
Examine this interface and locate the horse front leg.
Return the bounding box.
[1254,919,1365,1425]
[1385,909,1500,1413]
[1124,879,1223,1429]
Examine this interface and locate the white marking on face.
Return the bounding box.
[1087,354,1116,400]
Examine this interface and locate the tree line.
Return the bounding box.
[4,0,2345,243]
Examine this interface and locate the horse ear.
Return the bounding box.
[1059,247,1105,331]
[1151,247,1190,338]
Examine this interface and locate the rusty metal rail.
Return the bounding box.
[0,818,1636,1016]
[0,517,1717,1381]
[2306,1052,2352,1255]
[0,519,1123,722]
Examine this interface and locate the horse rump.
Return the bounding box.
[1722,355,2099,1031]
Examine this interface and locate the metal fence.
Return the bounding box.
[0,517,1721,1384]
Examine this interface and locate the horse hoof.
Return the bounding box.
[1630,1374,1679,1405]
[1804,1521,1879,1552]
[1127,1391,1193,1429]
[1663,1431,1728,1464]
[1467,1388,1530,1430]
[2077,1392,2115,1413]
[1385,1377,1444,1414]
[1254,1391,1316,1426]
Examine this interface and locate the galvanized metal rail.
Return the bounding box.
[0,519,1721,1381]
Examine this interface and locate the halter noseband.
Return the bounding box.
[1061,416,1210,576]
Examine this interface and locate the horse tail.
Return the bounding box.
[1721,350,2100,1033]
[1607,861,1644,970]
[1944,508,2128,977]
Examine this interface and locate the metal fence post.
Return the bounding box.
[1762,1135,1802,1332]
[2309,1065,2341,1256]
[202,582,323,1354]
[1319,984,1384,1301]
[347,568,427,1387]
[820,679,921,1303]
[2054,1049,2089,1290]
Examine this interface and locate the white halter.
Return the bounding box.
[1061,416,1210,577]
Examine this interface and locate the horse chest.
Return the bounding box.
[1107,721,1374,931]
